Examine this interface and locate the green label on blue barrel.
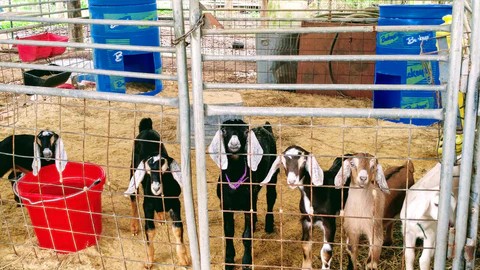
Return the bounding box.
[378,31,437,52]
[401,96,434,109]
[378,32,400,46]
[110,76,125,92]
[104,11,156,32]
[406,61,434,85]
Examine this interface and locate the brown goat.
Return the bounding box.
[383,160,415,246]
[335,153,389,270]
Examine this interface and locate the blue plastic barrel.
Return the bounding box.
[88,0,162,95]
[373,4,452,125]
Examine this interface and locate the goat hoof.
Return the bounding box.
[131,221,139,236]
[143,263,152,269]
[265,224,274,234]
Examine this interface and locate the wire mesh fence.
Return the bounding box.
[1,0,479,269]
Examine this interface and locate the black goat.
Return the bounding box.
[124,118,190,268]
[208,119,278,270]
[261,146,350,269]
[0,130,67,203]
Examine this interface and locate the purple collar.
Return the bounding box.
[225,166,249,190]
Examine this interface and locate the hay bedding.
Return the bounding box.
[0,74,449,270]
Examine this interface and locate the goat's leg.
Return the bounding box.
[383,220,394,246]
[403,232,416,270]
[346,232,359,270]
[242,211,254,270]
[320,218,335,269]
[366,226,383,270]
[169,209,191,266]
[223,211,236,270]
[8,171,21,204]
[301,218,313,269]
[265,173,277,233]
[144,205,156,269]
[130,194,140,236]
[419,236,435,270]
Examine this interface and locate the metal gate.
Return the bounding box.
[0,0,479,269]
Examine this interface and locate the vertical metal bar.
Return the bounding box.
[466,79,480,270]
[453,0,480,268]
[189,0,211,269]
[434,0,465,269]
[173,0,201,269]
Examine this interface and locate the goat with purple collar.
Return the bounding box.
[261,146,350,269]
[0,130,67,203]
[208,119,278,270]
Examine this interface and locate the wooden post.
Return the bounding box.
[262,0,268,27]
[67,0,83,45]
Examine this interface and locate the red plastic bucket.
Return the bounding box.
[15,162,105,253]
[17,33,69,62]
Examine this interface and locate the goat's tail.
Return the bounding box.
[263,121,274,135]
[139,118,153,132]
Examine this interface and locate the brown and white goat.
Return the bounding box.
[382,160,415,246]
[335,153,389,270]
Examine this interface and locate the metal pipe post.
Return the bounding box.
[173,0,201,269]
[453,0,480,267]
[434,0,465,268]
[189,0,211,269]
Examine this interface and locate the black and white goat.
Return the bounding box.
[261,146,350,269]
[334,153,389,270]
[0,130,67,202]
[208,119,278,270]
[124,118,190,268]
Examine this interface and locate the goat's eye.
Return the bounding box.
[221,128,226,135]
[349,161,355,167]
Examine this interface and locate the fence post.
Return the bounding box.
[189,0,211,269]
[173,0,201,269]
[67,0,83,45]
[434,0,465,268]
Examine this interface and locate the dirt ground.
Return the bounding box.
[0,50,474,269]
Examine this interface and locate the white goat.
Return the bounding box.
[400,162,460,270]
[334,153,389,270]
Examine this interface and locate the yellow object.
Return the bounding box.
[437,133,463,156]
[436,15,452,47]
[436,14,465,156]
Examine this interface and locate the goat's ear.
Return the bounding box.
[247,130,263,171]
[208,130,228,170]
[307,154,324,186]
[376,163,390,194]
[55,137,68,174]
[334,159,351,188]
[124,161,146,196]
[32,139,41,176]
[169,159,183,187]
[260,155,281,186]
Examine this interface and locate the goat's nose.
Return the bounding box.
[360,176,367,182]
[43,149,53,159]
[152,182,161,192]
